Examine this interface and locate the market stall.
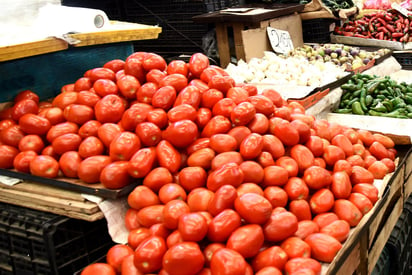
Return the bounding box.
[1,0,412,275]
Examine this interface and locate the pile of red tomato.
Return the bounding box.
[0,52,397,275]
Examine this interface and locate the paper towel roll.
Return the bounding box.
[35,4,110,37]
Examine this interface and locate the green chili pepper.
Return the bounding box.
[352,101,365,115]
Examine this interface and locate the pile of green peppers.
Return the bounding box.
[335,73,412,119]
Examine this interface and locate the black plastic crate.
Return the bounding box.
[393,51,412,70]
[301,18,339,43]
[0,202,114,275]
[371,246,391,275]
[385,196,412,275]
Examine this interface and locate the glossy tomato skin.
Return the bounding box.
[251,246,288,272]
[59,151,83,178]
[0,145,19,169]
[38,107,65,125]
[206,162,244,192]
[52,133,82,155]
[12,99,39,121]
[63,104,95,125]
[109,131,141,161]
[13,150,38,173]
[76,91,101,108]
[167,60,189,76]
[100,161,132,189]
[78,136,104,158]
[174,86,201,109]
[162,120,198,149]
[284,257,322,275]
[120,254,142,275]
[234,193,272,224]
[128,147,157,178]
[18,134,44,153]
[77,155,112,183]
[14,90,39,104]
[134,236,167,273]
[29,155,59,178]
[162,200,190,230]
[18,113,51,136]
[208,184,237,216]
[46,122,79,143]
[263,208,298,242]
[106,244,134,273]
[201,115,231,138]
[156,140,181,173]
[167,104,197,122]
[52,92,78,110]
[152,85,177,110]
[94,94,126,123]
[142,167,173,192]
[120,103,152,131]
[137,82,158,104]
[97,123,123,148]
[304,233,342,263]
[207,209,241,243]
[226,224,264,258]
[210,248,248,275]
[189,53,209,78]
[280,236,311,259]
[177,166,207,191]
[163,242,205,275]
[178,212,208,242]
[80,263,116,275]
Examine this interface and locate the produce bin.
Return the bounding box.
[393,51,412,70]
[0,202,114,275]
[301,18,338,43]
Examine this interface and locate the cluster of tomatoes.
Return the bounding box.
[0,52,397,275]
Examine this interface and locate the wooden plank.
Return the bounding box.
[0,181,86,202]
[69,21,162,47]
[215,23,231,68]
[0,185,100,215]
[232,23,246,62]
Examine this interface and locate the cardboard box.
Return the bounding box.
[241,13,304,62]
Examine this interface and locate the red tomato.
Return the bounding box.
[0,145,18,169]
[143,53,167,71]
[309,188,335,214]
[175,86,201,110]
[290,119,311,144]
[203,243,225,267]
[152,85,177,110]
[271,119,300,147]
[120,103,153,131]
[12,99,40,122]
[89,67,116,82]
[120,254,142,275]
[77,155,112,183]
[158,183,187,204]
[196,107,212,129]
[97,123,123,148]
[234,193,272,224]
[177,166,207,191]
[81,263,116,275]
[323,145,346,167]
[290,144,315,174]
[117,75,141,99]
[104,59,125,73]
[350,165,374,184]
[29,155,59,178]
[210,151,243,171]
[159,74,188,93]
[127,227,151,249]
[331,134,354,157]
[78,136,104,158]
[261,89,284,107]
[262,165,289,187]
[109,131,141,161]
[163,242,205,275]
[137,205,165,228]
[369,141,390,160]
[187,187,214,212]
[200,67,222,84]
[156,140,182,173]
[294,220,320,240]
[100,161,132,189]
[95,94,125,123]
[248,95,274,117]
[201,89,224,109]
[178,212,208,242]
[63,104,94,126]
[227,224,264,258]
[275,156,299,178]
[59,151,82,178]
[208,75,235,94]
[313,212,339,229]
[18,134,44,153]
[128,147,157,178]
[239,160,264,184]
[352,183,379,204]
[142,166,173,192]
[167,60,188,76]
[76,90,101,108]
[207,209,242,242]
[208,184,237,216]
[0,125,25,147]
[124,59,146,84]
[302,166,332,190]
[124,208,141,231]
[187,148,215,170]
[38,107,65,125]
[263,186,288,208]
[348,192,374,215]
[134,236,167,273]
[320,219,350,242]
[51,92,78,110]
[304,233,342,263]
[284,257,322,275]
[189,53,210,78]
[284,177,309,200]
[136,82,158,104]
[305,135,325,157]
[206,162,244,191]
[247,113,269,134]
[93,79,118,97]
[331,171,352,199]
[13,90,39,104]
[263,209,298,242]
[128,185,159,210]
[163,200,190,230]
[46,122,79,143]
[251,246,288,272]
[167,104,197,123]
[333,199,363,227]
[281,236,311,258]
[289,199,312,221]
[18,113,51,135]
[333,159,353,175]
[51,133,82,155]
[212,98,236,118]
[209,134,237,153]
[255,267,282,275]
[106,244,134,273]
[239,133,264,160]
[162,120,198,149]
[13,150,37,173]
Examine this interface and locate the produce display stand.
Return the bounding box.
[192,3,305,67]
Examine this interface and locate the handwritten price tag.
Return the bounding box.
[267,27,294,55]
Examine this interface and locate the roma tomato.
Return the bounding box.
[89,67,116,82]
[152,85,177,110]
[272,119,300,147]
[331,171,352,199]
[124,208,141,231]
[323,145,346,167]
[77,155,111,183]
[104,59,125,73]
[201,115,232,138]
[94,94,125,123]
[38,107,65,125]
[120,254,142,275]
[178,212,208,242]
[106,244,134,273]
[76,91,101,107]
[142,166,173,192]
[18,134,44,153]
[313,212,339,229]
[248,95,274,117]
[352,183,379,204]
[100,161,132,189]
[59,151,82,178]
[93,79,118,97]
[162,120,198,149]
[262,165,289,187]
[137,205,165,228]
[333,199,363,227]
[163,200,190,230]
[29,155,59,178]
[163,242,205,275]
[143,53,167,71]
[234,193,272,224]
[226,224,264,258]
[320,219,350,243]
[156,140,182,173]
[305,135,325,157]
[186,136,210,154]
[13,90,39,104]
[187,148,215,170]
[117,75,141,99]
[134,236,167,273]
[51,133,82,155]
[18,113,51,135]
[80,263,116,275]
[63,104,94,125]
[0,145,19,169]
[167,104,197,123]
[331,134,354,157]
[51,92,78,110]
[206,162,244,191]
[240,133,264,160]
[158,183,187,204]
[294,220,320,240]
[309,188,335,215]
[120,103,152,131]
[303,166,332,190]
[187,187,214,212]
[284,257,322,275]
[350,165,374,184]
[201,88,224,109]
[230,101,256,126]
[159,74,188,93]
[263,186,288,208]
[247,113,270,134]
[262,134,285,160]
[251,246,288,272]
[304,233,342,263]
[167,60,189,76]
[239,160,264,184]
[289,199,312,221]
[263,209,298,242]
[209,134,238,153]
[177,166,207,191]
[208,184,237,216]
[137,82,158,104]
[124,58,146,84]
[13,150,37,173]
[46,122,79,143]
[207,209,241,242]
[12,99,39,122]
[210,248,248,275]
[211,151,243,171]
[280,236,311,258]
[189,53,209,78]
[283,177,309,200]
[348,192,373,215]
[97,123,123,148]
[128,147,157,178]
[128,185,160,210]
[109,131,141,161]
[78,136,104,158]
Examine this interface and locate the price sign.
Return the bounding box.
[267,27,294,55]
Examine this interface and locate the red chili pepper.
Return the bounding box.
[377,26,389,33]
[386,24,395,33]
[400,33,409,42]
[357,19,367,25]
[354,34,369,39]
[397,22,403,31]
[405,18,409,26]
[392,32,404,38]
[368,17,377,32]
[377,32,384,40]
[377,18,386,25]
[342,31,354,36]
[384,14,392,21]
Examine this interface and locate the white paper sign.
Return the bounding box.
[267,27,294,55]
[391,2,412,17]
